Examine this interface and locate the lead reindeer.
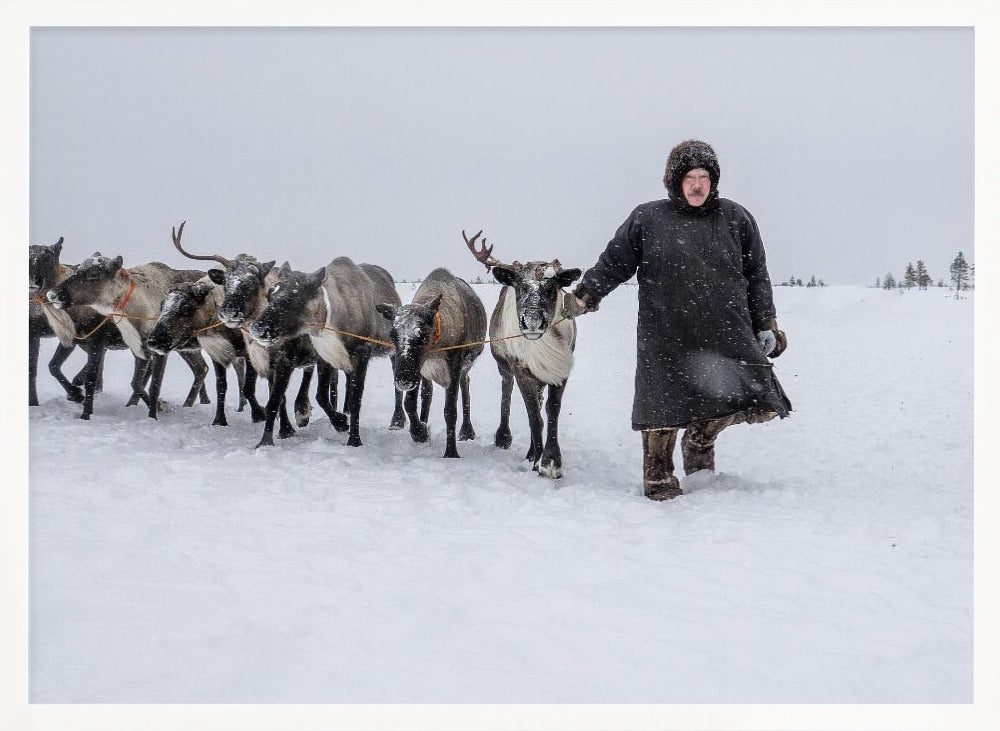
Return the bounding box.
[464,230,582,478]
[376,267,487,458]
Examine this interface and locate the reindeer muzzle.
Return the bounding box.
[46,290,66,309]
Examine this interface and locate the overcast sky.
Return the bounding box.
[30,26,972,285]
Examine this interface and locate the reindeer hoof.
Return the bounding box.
[410,423,429,443]
[251,407,266,423]
[200,393,211,405]
[278,425,296,439]
[494,428,512,449]
[389,414,406,430]
[255,435,274,448]
[295,403,312,428]
[66,387,85,403]
[459,423,476,441]
[347,434,363,448]
[29,397,39,407]
[212,417,228,427]
[444,448,460,458]
[537,460,563,480]
[331,412,349,432]
[79,412,91,421]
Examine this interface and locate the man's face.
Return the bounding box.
[682,168,712,207]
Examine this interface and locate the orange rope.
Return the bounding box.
[305,315,574,354]
[73,281,153,341]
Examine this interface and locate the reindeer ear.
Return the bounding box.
[207,268,226,285]
[280,262,292,273]
[427,293,444,312]
[111,255,124,271]
[554,268,582,288]
[258,261,275,281]
[492,266,518,288]
[53,237,63,255]
[306,267,327,289]
[375,303,397,320]
[191,283,213,301]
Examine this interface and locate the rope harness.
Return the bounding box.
[70,280,158,342]
[307,311,573,353]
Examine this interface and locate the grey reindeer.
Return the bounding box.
[169,222,352,445]
[43,247,211,419]
[376,267,487,458]
[31,238,178,416]
[248,257,401,448]
[464,230,582,478]
[146,274,256,427]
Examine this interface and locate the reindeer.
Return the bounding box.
[47,251,211,419]
[30,237,102,405]
[248,257,398,448]
[147,275,257,426]
[464,230,582,478]
[376,268,487,458]
[31,238,206,419]
[169,223,357,445]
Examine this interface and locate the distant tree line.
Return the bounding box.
[777,275,825,287]
[876,253,973,298]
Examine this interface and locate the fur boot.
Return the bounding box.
[642,428,681,500]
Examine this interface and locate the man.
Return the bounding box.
[573,139,791,500]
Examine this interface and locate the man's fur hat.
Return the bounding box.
[663,139,721,202]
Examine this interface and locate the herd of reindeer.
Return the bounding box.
[28,224,586,478]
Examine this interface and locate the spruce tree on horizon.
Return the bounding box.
[915,260,931,290]
[949,252,970,297]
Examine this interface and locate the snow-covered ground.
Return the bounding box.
[28,284,973,703]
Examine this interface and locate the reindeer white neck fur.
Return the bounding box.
[494,286,575,386]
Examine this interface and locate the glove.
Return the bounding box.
[757,329,776,356]
[571,284,600,314]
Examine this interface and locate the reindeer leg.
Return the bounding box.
[459,371,475,441]
[330,367,340,412]
[49,342,84,402]
[211,360,228,426]
[29,332,41,406]
[179,350,209,407]
[343,375,354,420]
[346,353,370,448]
[404,383,428,443]
[388,355,406,430]
[538,382,566,479]
[126,355,149,407]
[278,394,296,439]
[257,362,293,448]
[79,341,105,421]
[295,364,314,428]
[515,369,545,470]
[243,360,265,422]
[314,361,348,431]
[146,352,169,419]
[494,363,514,449]
[234,358,247,412]
[419,376,433,424]
[442,358,462,458]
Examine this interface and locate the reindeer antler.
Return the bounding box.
[462,229,508,272]
[172,221,235,269]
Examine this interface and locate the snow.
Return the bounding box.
[27,284,972,705]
